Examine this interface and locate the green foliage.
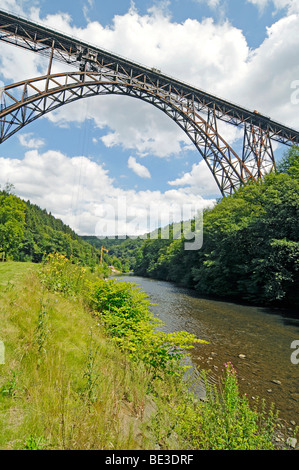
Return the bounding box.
[0,187,109,267]
[34,300,50,356]
[89,277,206,376]
[82,235,145,272]
[81,328,101,407]
[18,200,100,266]
[1,261,280,450]
[168,363,276,450]
[39,254,206,377]
[191,169,299,305]
[1,262,155,450]
[134,146,299,308]
[0,370,22,398]
[277,145,299,177]
[39,252,88,298]
[23,435,47,450]
[0,189,26,259]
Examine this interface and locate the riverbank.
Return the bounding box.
[1,261,190,449]
[119,274,299,447]
[0,260,291,450]
[133,157,299,311]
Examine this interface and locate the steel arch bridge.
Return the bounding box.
[1,10,299,196]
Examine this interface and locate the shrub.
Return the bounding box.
[89,278,207,377]
[39,252,87,297]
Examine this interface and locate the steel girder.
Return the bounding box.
[0,71,256,196]
[0,10,299,196]
[0,10,298,146]
[242,123,276,179]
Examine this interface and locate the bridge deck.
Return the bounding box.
[0,9,299,146]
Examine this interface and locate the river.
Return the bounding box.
[118,274,299,435]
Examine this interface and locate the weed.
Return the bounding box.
[39,252,87,298]
[4,281,15,293]
[81,328,100,408]
[0,260,281,450]
[0,369,22,398]
[168,363,277,450]
[24,435,47,450]
[34,299,50,356]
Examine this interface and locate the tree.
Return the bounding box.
[0,190,26,259]
[277,145,299,177]
[134,146,299,307]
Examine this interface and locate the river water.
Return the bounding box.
[118,274,299,433]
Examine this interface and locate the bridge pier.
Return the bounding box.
[242,123,275,181]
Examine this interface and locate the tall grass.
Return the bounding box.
[0,256,279,450]
[0,262,154,449]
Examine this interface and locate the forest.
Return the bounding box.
[133,146,299,308]
[0,145,298,308]
[0,188,100,267]
[81,235,145,272]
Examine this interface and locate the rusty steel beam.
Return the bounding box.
[0,9,298,146]
[0,71,256,195]
[242,124,276,180]
[0,9,299,197]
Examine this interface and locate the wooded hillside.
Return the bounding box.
[0,188,100,266]
[134,146,299,308]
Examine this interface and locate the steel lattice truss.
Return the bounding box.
[0,10,299,196]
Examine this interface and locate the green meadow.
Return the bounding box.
[0,258,279,450]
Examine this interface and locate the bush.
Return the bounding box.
[89,278,207,377]
[39,252,87,297]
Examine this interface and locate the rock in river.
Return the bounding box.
[286,437,297,449]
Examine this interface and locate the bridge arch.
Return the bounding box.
[0,71,255,196]
[2,10,299,196]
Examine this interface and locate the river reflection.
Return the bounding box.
[118,274,299,431]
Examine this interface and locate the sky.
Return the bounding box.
[0,0,298,237]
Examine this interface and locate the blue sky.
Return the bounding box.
[0,0,298,235]
[35,0,287,48]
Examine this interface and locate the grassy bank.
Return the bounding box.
[0,261,156,449]
[0,259,280,450]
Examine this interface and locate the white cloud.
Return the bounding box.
[128,156,151,179]
[247,0,299,14]
[41,5,299,149]
[83,0,94,22]
[18,133,45,149]
[0,42,47,84]
[227,13,299,128]
[0,4,250,158]
[1,0,299,237]
[0,0,36,15]
[247,0,271,10]
[208,0,221,7]
[0,149,215,235]
[195,0,221,9]
[168,160,219,196]
[2,2,298,158]
[94,96,190,158]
